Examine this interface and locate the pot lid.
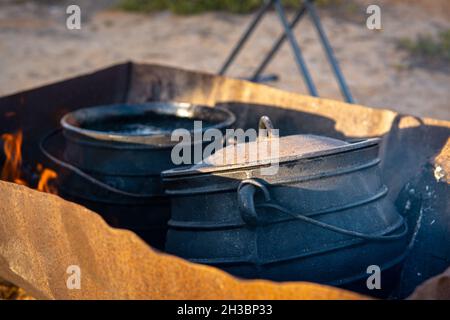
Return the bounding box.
[198,116,349,168]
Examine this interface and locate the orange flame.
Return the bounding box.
[1,131,26,185]
[1,130,57,194]
[37,168,58,194]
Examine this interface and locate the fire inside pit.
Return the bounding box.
[1,130,57,194]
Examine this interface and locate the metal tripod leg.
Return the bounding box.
[304,0,354,103]
[218,0,273,76]
[251,4,307,81]
[273,0,318,96]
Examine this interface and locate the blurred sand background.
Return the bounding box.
[0,0,449,120]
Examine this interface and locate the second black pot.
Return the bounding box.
[42,102,235,249]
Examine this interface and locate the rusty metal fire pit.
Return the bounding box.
[0,62,448,299]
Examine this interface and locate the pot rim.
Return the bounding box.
[162,137,381,177]
[60,102,236,146]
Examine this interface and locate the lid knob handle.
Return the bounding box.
[258,116,274,139]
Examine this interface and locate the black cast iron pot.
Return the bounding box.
[41,102,235,249]
[162,116,409,294]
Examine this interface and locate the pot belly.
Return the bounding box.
[165,187,408,288]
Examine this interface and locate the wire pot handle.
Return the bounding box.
[237,178,408,241]
[39,128,155,198]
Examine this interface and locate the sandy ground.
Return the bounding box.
[0,0,449,120]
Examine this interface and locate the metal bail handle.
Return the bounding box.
[258,116,274,139]
[237,178,408,241]
[39,128,155,198]
[237,179,271,226]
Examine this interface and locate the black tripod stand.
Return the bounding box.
[219,0,354,103]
